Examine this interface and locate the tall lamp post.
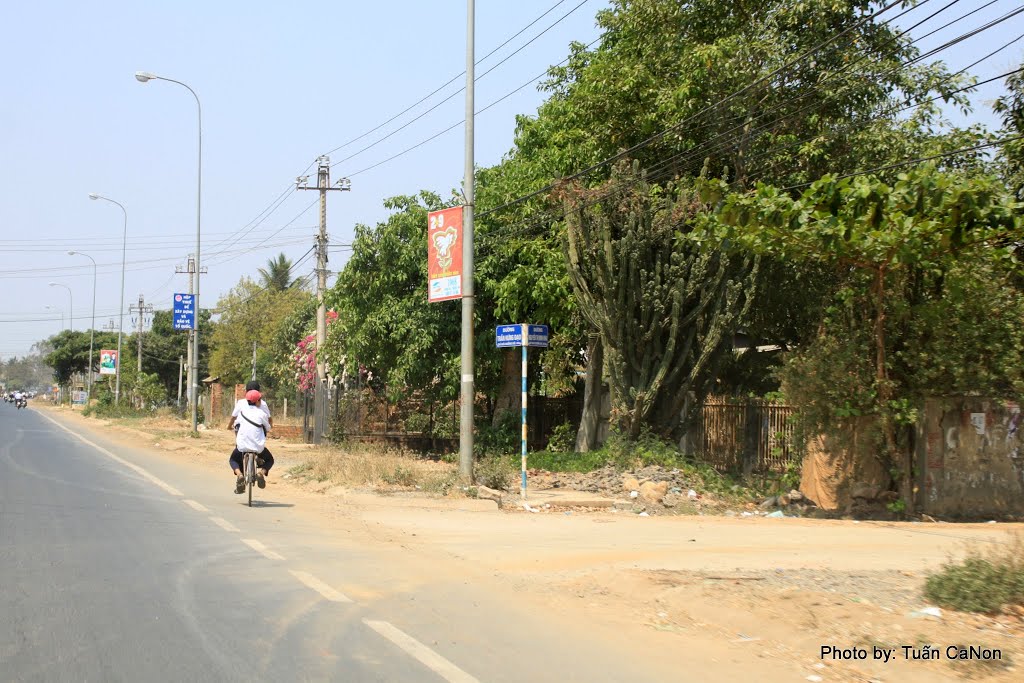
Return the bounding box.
[89,193,128,405]
[48,283,73,332]
[136,70,202,433]
[68,251,97,394]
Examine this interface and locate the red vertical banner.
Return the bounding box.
[427,206,463,302]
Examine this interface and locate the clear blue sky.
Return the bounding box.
[0,0,1020,360]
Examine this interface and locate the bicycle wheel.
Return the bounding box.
[246,453,255,507]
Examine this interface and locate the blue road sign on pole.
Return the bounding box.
[495,324,523,348]
[494,323,551,500]
[172,293,196,331]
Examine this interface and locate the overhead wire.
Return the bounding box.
[329,0,593,171]
[476,0,1022,247]
[321,0,576,159]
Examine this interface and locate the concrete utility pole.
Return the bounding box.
[296,156,350,443]
[175,254,206,412]
[130,294,154,372]
[177,356,184,407]
[460,0,477,483]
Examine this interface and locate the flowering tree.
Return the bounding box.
[292,310,338,391]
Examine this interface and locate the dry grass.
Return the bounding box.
[289,444,461,495]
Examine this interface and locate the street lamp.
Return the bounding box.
[136,70,203,433]
[48,283,73,332]
[68,251,97,394]
[89,193,128,405]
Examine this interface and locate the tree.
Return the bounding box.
[326,193,461,403]
[473,0,982,448]
[258,253,294,292]
[43,330,118,386]
[702,167,1023,503]
[208,278,309,388]
[564,166,757,440]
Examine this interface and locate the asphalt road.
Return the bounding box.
[0,404,657,683]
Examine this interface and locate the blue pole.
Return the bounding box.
[521,325,528,500]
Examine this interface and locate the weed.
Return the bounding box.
[475,455,516,491]
[924,534,1024,614]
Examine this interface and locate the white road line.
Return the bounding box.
[363,620,479,683]
[183,499,208,513]
[36,411,183,497]
[289,570,352,603]
[210,516,240,532]
[241,538,285,561]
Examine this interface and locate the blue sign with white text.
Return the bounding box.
[495,325,523,348]
[495,324,549,348]
[173,293,196,331]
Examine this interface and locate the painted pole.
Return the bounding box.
[521,324,528,500]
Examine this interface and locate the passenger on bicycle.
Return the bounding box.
[229,389,272,494]
[227,381,275,482]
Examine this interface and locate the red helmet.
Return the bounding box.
[245,389,262,404]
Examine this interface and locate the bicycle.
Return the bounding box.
[241,450,260,507]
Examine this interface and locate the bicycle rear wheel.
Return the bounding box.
[246,453,255,507]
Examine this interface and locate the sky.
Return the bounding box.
[0,0,1021,360]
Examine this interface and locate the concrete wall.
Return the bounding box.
[916,398,1024,518]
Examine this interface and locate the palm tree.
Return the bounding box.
[258,253,293,291]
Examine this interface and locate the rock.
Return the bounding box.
[687,489,698,501]
[850,482,882,501]
[622,476,640,493]
[877,490,900,503]
[788,489,804,502]
[759,496,778,510]
[778,493,791,506]
[662,492,681,508]
[920,514,937,523]
[639,480,669,504]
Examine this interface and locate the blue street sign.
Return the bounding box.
[495,324,522,348]
[495,324,549,348]
[525,324,549,348]
[172,293,196,331]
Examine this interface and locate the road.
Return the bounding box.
[0,405,692,683]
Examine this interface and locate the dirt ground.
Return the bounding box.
[42,406,1024,682]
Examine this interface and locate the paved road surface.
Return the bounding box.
[0,405,669,682]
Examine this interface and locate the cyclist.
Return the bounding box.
[229,389,272,494]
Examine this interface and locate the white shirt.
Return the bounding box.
[232,398,270,420]
[235,403,271,453]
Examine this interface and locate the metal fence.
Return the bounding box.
[698,396,799,473]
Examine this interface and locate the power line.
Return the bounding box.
[329,0,593,171]
[340,35,604,179]
[320,0,578,160]
[781,134,1024,191]
[476,0,920,219]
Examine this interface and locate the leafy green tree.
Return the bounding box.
[43,330,118,386]
[209,278,309,388]
[702,167,1023,502]
[472,0,983,447]
[258,253,294,292]
[327,193,461,403]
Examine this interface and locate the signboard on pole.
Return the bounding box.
[525,324,549,348]
[494,323,551,501]
[495,324,523,348]
[172,293,196,330]
[427,206,463,302]
[71,390,88,405]
[99,349,118,375]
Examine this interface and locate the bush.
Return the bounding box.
[924,535,1024,614]
[475,455,516,491]
[545,421,575,453]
